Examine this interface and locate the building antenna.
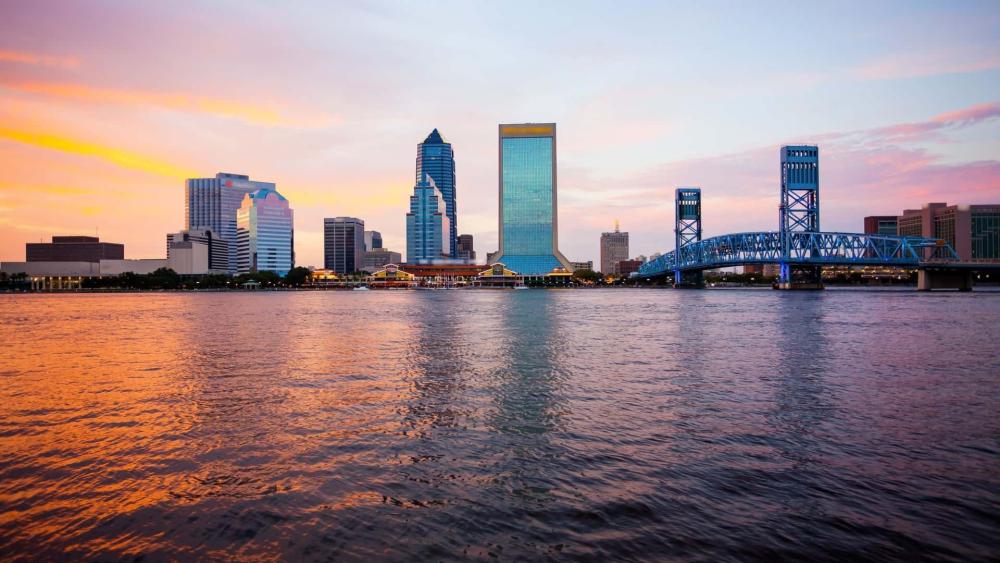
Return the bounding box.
[614,219,620,233]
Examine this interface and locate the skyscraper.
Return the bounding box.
[235,188,294,276]
[364,230,383,252]
[406,175,451,263]
[186,172,276,273]
[600,223,629,274]
[456,234,476,261]
[416,129,457,256]
[493,123,571,275]
[324,217,365,274]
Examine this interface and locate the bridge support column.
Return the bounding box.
[917,269,972,291]
[673,269,704,289]
[775,263,824,290]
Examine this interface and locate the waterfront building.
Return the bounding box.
[763,263,781,277]
[166,228,229,274]
[493,123,572,275]
[864,215,899,236]
[367,264,417,288]
[324,217,365,274]
[406,175,451,263]
[235,188,294,276]
[897,203,1000,261]
[186,172,275,273]
[416,129,457,256]
[600,224,629,274]
[26,236,124,262]
[362,249,402,272]
[616,259,642,277]
[364,230,383,252]
[571,260,594,271]
[743,264,764,275]
[456,234,476,261]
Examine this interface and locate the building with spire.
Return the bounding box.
[600,221,629,274]
[492,123,572,275]
[416,129,457,257]
[406,175,451,263]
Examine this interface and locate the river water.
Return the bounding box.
[1,289,998,561]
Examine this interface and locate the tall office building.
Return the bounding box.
[456,234,476,261]
[324,217,365,274]
[235,188,294,276]
[186,172,276,272]
[416,129,457,257]
[600,223,629,274]
[406,175,451,263]
[493,123,572,275]
[166,228,229,273]
[364,230,383,252]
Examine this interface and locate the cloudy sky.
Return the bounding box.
[1,0,998,266]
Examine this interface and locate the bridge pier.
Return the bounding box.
[774,263,824,290]
[917,268,973,291]
[673,269,704,289]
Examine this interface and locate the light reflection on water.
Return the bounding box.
[1,290,998,560]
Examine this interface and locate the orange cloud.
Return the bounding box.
[0,128,195,179]
[0,49,79,69]
[2,81,282,125]
[0,80,339,127]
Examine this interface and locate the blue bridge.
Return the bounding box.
[637,145,975,290]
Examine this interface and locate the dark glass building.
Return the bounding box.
[416,129,457,257]
[26,236,124,262]
[324,217,365,274]
[456,234,476,261]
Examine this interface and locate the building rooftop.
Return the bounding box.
[422,128,446,144]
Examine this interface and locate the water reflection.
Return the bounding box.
[1,291,998,560]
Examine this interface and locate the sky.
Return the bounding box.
[1,0,998,267]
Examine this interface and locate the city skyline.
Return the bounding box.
[1,1,998,267]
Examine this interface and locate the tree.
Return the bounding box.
[284,267,311,287]
[572,269,601,284]
[148,267,181,289]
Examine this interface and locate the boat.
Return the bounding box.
[353,285,370,291]
[514,285,529,290]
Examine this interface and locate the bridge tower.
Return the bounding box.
[674,187,703,287]
[778,145,823,289]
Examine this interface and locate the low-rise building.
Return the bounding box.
[361,249,402,272]
[26,236,124,263]
[570,260,594,271]
[616,259,643,277]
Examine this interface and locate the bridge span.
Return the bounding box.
[636,145,979,290]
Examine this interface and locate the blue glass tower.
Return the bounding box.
[406,175,451,263]
[416,129,457,257]
[493,123,571,275]
[235,188,294,276]
[185,172,276,273]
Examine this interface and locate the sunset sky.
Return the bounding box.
[1,1,998,267]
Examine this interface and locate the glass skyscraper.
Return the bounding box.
[406,175,451,263]
[493,123,571,275]
[235,188,294,276]
[186,172,276,273]
[416,129,457,257]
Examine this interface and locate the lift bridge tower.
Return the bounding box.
[778,145,823,289]
[674,187,703,287]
